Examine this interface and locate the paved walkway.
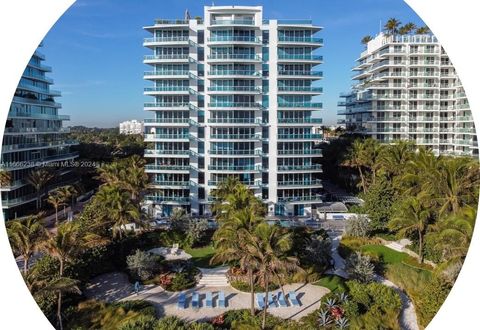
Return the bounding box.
[85,272,329,321]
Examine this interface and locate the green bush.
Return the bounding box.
[156,316,188,330]
[126,249,163,281]
[119,314,158,330]
[416,276,451,327]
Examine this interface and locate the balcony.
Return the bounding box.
[278,86,323,93]
[277,195,323,203]
[208,165,262,171]
[3,127,71,134]
[8,112,70,121]
[208,180,262,187]
[207,54,262,61]
[210,134,261,140]
[144,70,189,79]
[277,134,322,140]
[278,118,322,124]
[144,118,189,125]
[144,134,190,141]
[208,70,261,77]
[278,70,323,78]
[154,19,189,25]
[143,36,189,46]
[143,54,189,63]
[144,164,191,172]
[208,35,260,43]
[278,36,323,45]
[209,149,262,156]
[277,164,323,172]
[277,54,323,62]
[208,102,261,108]
[2,140,78,153]
[144,86,189,94]
[211,19,255,26]
[0,152,79,171]
[208,118,262,124]
[144,102,190,110]
[277,102,322,109]
[144,195,190,204]
[208,86,261,93]
[144,150,190,157]
[277,149,323,156]
[150,180,191,187]
[278,179,322,187]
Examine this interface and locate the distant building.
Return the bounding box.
[119,120,144,135]
[2,44,78,220]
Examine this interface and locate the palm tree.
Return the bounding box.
[244,223,300,329]
[57,185,78,217]
[41,222,82,330]
[47,190,65,226]
[416,26,431,34]
[95,185,141,239]
[342,139,369,193]
[400,146,439,196]
[389,195,431,263]
[0,170,11,187]
[361,35,373,45]
[401,22,417,35]
[7,215,46,273]
[378,140,415,179]
[384,18,401,35]
[27,169,54,210]
[120,155,148,202]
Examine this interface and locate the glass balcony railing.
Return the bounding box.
[208,118,261,124]
[144,150,190,156]
[208,102,261,108]
[208,86,261,92]
[208,165,262,171]
[154,19,189,25]
[277,102,323,108]
[144,70,189,76]
[278,195,323,202]
[210,134,261,140]
[208,180,262,187]
[3,127,70,134]
[278,149,322,155]
[151,180,190,187]
[207,54,261,60]
[208,149,259,155]
[278,118,322,124]
[208,70,261,76]
[144,36,189,43]
[144,195,190,203]
[145,164,191,171]
[8,112,70,121]
[2,140,78,152]
[277,134,322,140]
[278,36,323,44]
[208,36,260,43]
[211,19,254,26]
[278,70,323,77]
[0,152,79,171]
[144,134,189,140]
[144,86,189,92]
[278,54,323,61]
[277,19,313,25]
[277,164,322,171]
[278,179,322,186]
[278,86,323,93]
[144,54,189,60]
[144,118,189,124]
[144,102,189,108]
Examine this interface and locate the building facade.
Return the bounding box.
[143,6,323,218]
[1,45,78,220]
[339,33,477,157]
[119,119,144,135]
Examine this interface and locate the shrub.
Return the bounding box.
[416,276,451,327]
[156,316,188,330]
[188,322,215,330]
[186,218,209,247]
[345,252,375,283]
[119,315,157,330]
[345,215,370,237]
[303,234,332,273]
[126,249,162,281]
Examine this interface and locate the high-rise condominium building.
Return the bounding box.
[143,6,323,218]
[1,45,78,220]
[339,33,477,157]
[119,119,144,135]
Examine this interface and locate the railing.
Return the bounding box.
[144,36,189,43]
[209,149,256,155]
[278,36,323,43]
[144,102,189,108]
[144,150,190,155]
[208,86,260,92]
[278,149,322,155]
[278,54,323,61]
[144,118,189,124]
[278,118,323,124]
[144,86,189,92]
[278,86,323,93]
[144,54,189,60]
[144,70,189,76]
[208,118,261,124]
[154,19,189,25]
[278,195,323,202]
[278,70,323,77]
[208,180,262,186]
[211,19,254,25]
[8,112,70,120]
[2,140,78,152]
[278,179,322,186]
[151,181,190,187]
[277,164,322,171]
[207,54,261,60]
[144,195,190,203]
[277,134,322,139]
[208,36,260,43]
[208,165,261,171]
[144,164,191,171]
[144,134,189,140]
[209,102,260,108]
[277,102,322,108]
[0,152,79,170]
[210,134,261,140]
[277,19,313,25]
[208,70,260,76]
[3,127,70,134]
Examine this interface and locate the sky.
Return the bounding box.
[41,0,426,127]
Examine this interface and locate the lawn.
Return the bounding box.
[314,274,347,292]
[184,245,220,268]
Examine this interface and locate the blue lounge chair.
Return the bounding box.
[268,292,276,308]
[218,291,225,308]
[177,292,186,309]
[288,291,300,306]
[192,291,199,308]
[278,292,288,307]
[256,293,265,309]
[206,292,213,308]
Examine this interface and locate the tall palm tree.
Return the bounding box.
[389,195,431,263]
[41,222,82,330]
[384,18,401,35]
[244,223,300,329]
[378,140,415,179]
[57,185,77,217]
[7,215,46,273]
[416,26,431,34]
[47,190,65,226]
[400,146,439,196]
[95,185,141,239]
[342,139,369,193]
[27,169,54,210]
[400,22,417,35]
[361,35,373,45]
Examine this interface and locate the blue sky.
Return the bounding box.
[42,0,426,127]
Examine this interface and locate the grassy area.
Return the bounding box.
[184,245,220,268]
[314,274,347,292]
